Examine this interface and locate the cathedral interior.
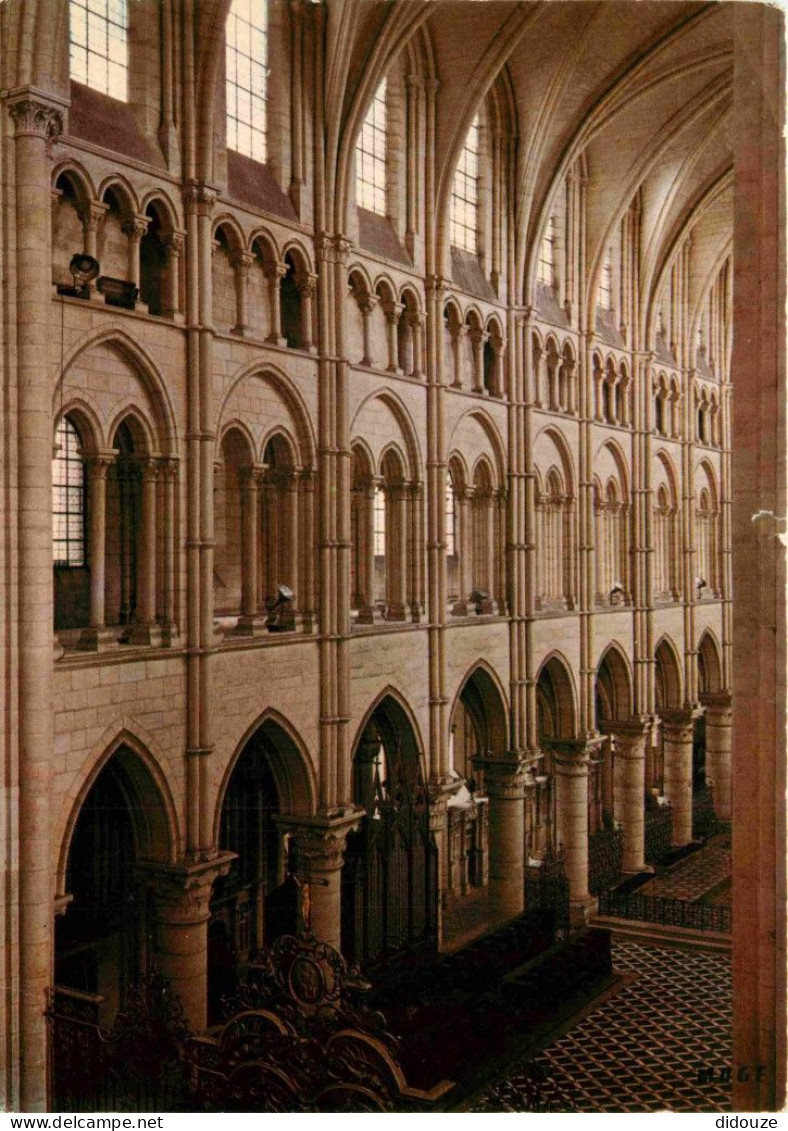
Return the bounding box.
[0,0,784,1114]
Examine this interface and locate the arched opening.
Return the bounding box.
[534,656,576,859]
[53,413,90,630]
[97,187,131,285]
[655,638,682,711]
[209,718,311,1019]
[52,172,88,291]
[139,203,169,318]
[698,631,723,695]
[451,665,508,780]
[106,418,143,627]
[654,638,683,794]
[55,746,171,1026]
[595,647,632,836]
[280,250,314,350]
[341,696,438,967]
[377,448,408,620]
[214,427,254,616]
[261,434,298,622]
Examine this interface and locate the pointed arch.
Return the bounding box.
[450,660,510,759]
[448,407,507,488]
[218,362,317,470]
[698,629,724,696]
[350,686,428,786]
[350,388,423,483]
[536,652,579,740]
[595,643,634,723]
[214,709,317,842]
[56,325,179,455]
[655,635,684,709]
[55,721,180,896]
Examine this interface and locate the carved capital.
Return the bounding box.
[382,300,404,324]
[86,451,116,480]
[77,200,108,232]
[183,181,217,215]
[8,95,64,143]
[297,271,318,298]
[165,230,186,258]
[472,753,529,800]
[122,213,150,242]
[230,249,255,276]
[659,707,698,745]
[143,854,235,925]
[278,811,364,874]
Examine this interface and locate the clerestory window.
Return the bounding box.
[226,0,268,163]
[450,114,480,253]
[598,248,613,311]
[69,0,128,100]
[356,78,388,214]
[538,216,556,287]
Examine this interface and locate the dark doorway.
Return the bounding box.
[341,697,438,967]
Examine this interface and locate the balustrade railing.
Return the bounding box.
[598,890,731,933]
[525,846,570,934]
[644,803,674,864]
[587,825,623,894]
[693,787,729,842]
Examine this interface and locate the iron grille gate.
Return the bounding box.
[47,978,192,1112]
[341,777,439,965]
[48,931,452,1113]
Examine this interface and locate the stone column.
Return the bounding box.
[473,754,528,926]
[702,691,732,821]
[266,261,288,346]
[129,459,162,645]
[408,482,422,622]
[359,295,378,367]
[160,458,179,646]
[285,471,300,616]
[383,301,404,373]
[452,486,472,615]
[612,718,650,874]
[298,273,317,352]
[8,91,64,1111]
[78,200,108,299]
[280,814,362,952]
[235,466,265,636]
[122,213,149,292]
[661,708,696,846]
[552,741,593,923]
[469,327,485,393]
[357,479,376,623]
[452,324,467,388]
[79,453,116,651]
[298,468,316,631]
[163,231,185,319]
[409,311,425,378]
[146,856,233,1033]
[385,484,407,620]
[495,489,507,613]
[230,249,254,336]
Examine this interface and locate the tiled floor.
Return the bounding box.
[475,938,732,1113]
[641,844,732,902]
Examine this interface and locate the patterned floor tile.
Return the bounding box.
[474,938,732,1113]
